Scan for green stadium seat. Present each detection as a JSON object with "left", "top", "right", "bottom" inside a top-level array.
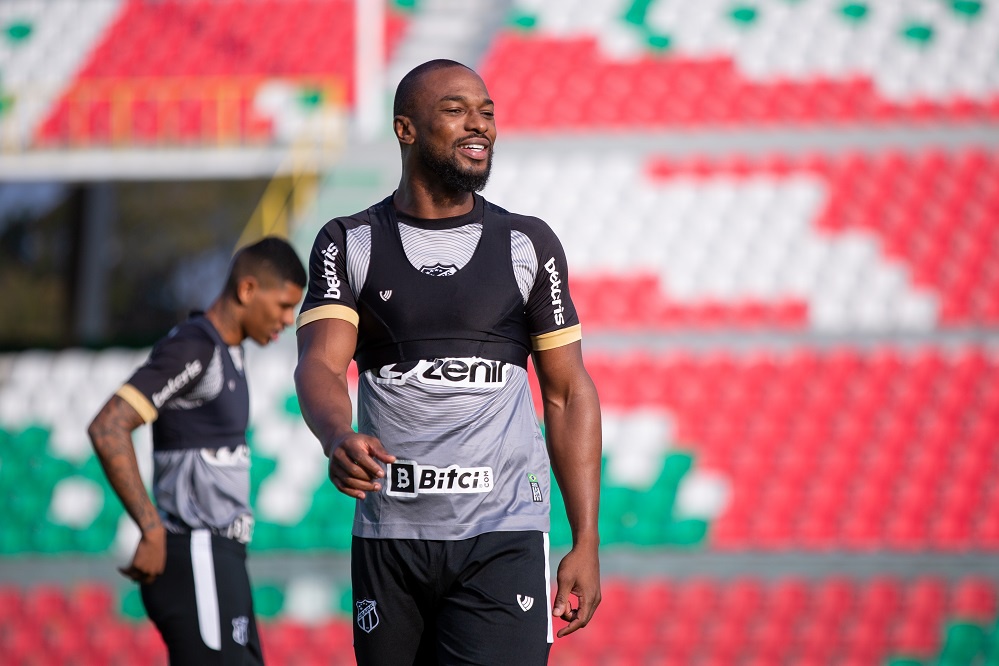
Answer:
[
  {"left": 0, "top": 523, "right": 29, "bottom": 554},
  {"left": 119, "top": 586, "right": 146, "bottom": 621},
  {"left": 14, "top": 424, "right": 49, "bottom": 449},
  {"left": 252, "top": 583, "right": 285, "bottom": 619},
  {"left": 29, "top": 526, "right": 75, "bottom": 554},
  {"left": 939, "top": 622, "right": 988, "bottom": 665},
  {"left": 336, "top": 586, "right": 354, "bottom": 616},
  {"left": 665, "top": 519, "right": 709, "bottom": 547}
]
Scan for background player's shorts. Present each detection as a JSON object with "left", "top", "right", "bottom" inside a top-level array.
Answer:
[
  {"left": 351, "top": 530, "right": 552, "bottom": 666},
  {"left": 141, "top": 530, "right": 264, "bottom": 666}
]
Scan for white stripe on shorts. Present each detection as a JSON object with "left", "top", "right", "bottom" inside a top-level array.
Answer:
[
  {"left": 544, "top": 532, "right": 553, "bottom": 643},
  {"left": 191, "top": 529, "right": 221, "bottom": 651}
]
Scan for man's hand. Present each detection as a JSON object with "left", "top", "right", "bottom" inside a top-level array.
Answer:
[
  {"left": 118, "top": 524, "right": 167, "bottom": 585},
  {"left": 328, "top": 432, "right": 396, "bottom": 500},
  {"left": 551, "top": 544, "right": 601, "bottom": 638}
]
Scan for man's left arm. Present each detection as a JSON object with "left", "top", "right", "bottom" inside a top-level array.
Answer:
[{"left": 534, "top": 340, "right": 602, "bottom": 638}]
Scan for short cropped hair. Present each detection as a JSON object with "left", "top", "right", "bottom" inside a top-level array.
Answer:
[
  {"left": 393, "top": 59, "right": 472, "bottom": 118},
  {"left": 225, "top": 236, "right": 306, "bottom": 296}
]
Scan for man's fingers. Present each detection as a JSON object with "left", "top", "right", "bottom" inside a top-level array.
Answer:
[
  {"left": 554, "top": 604, "right": 593, "bottom": 637},
  {"left": 330, "top": 474, "right": 372, "bottom": 500},
  {"left": 118, "top": 565, "right": 158, "bottom": 585},
  {"left": 333, "top": 446, "right": 386, "bottom": 480},
  {"left": 369, "top": 442, "right": 397, "bottom": 464},
  {"left": 556, "top": 614, "right": 585, "bottom": 638},
  {"left": 353, "top": 454, "right": 385, "bottom": 479},
  {"left": 332, "top": 466, "right": 382, "bottom": 491},
  {"left": 575, "top": 597, "right": 597, "bottom": 627},
  {"left": 551, "top": 591, "right": 569, "bottom": 618}
]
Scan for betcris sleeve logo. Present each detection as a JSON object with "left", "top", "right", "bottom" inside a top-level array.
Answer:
[
  {"left": 386, "top": 460, "right": 493, "bottom": 497},
  {"left": 544, "top": 257, "right": 565, "bottom": 326},
  {"left": 151, "top": 359, "right": 203, "bottom": 408},
  {"left": 321, "top": 242, "right": 341, "bottom": 299},
  {"left": 373, "top": 357, "right": 508, "bottom": 387}
]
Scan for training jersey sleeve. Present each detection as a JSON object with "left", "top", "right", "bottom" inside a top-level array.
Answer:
[
  {"left": 515, "top": 217, "right": 582, "bottom": 351},
  {"left": 116, "top": 328, "right": 216, "bottom": 424},
  {"left": 297, "top": 219, "right": 360, "bottom": 330}
]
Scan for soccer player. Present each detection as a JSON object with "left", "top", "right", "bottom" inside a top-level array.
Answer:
[
  {"left": 295, "top": 59, "right": 602, "bottom": 664},
  {"left": 88, "top": 236, "right": 306, "bottom": 665}
]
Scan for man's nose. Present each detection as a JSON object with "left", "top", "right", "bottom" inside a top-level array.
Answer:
[{"left": 466, "top": 110, "right": 489, "bottom": 133}]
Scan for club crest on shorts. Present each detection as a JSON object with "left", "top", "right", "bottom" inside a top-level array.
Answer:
[
  {"left": 232, "top": 616, "right": 249, "bottom": 645},
  {"left": 517, "top": 595, "right": 534, "bottom": 612},
  {"left": 356, "top": 599, "right": 380, "bottom": 633}
]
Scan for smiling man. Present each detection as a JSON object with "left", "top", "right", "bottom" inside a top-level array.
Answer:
[
  {"left": 88, "top": 236, "right": 305, "bottom": 665},
  {"left": 295, "top": 60, "right": 603, "bottom": 665}
]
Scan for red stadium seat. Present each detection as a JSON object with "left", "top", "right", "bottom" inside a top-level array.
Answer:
[{"left": 36, "top": 0, "right": 411, "bottom": 147}]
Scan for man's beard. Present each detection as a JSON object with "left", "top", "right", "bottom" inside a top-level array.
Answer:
[{"left": 419, "top": 139, "right": 493, "bottom": 193}]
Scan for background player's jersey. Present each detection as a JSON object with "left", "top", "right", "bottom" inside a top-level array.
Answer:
[
  {"left": 116, "top": 315, "right": 254, "bottom": 543},
  {"left": 298, "top": 194, "right": 581, "bottom": 540}
]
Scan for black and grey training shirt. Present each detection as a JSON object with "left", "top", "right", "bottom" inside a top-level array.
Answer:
[
  {"left": 116, "top": 314, "right": 254, "bottom": 543},
  {"left": 298, "top": 194, "right": 581, "bottom": 540}
]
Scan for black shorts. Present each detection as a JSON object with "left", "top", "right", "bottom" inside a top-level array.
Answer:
[
  {"left": 141, "top": 530, "right": 264, "bottom": 666},
  {"left": 351, "top": 530, "right": 552, "bottom": 666}
]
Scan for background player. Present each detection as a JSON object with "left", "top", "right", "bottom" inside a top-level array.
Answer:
[
  {"left": 295, "top": 59, "right": 602, "bottom": 664},
  {"left": 88, "top": 237, "right": 306, "bottom": 665}
]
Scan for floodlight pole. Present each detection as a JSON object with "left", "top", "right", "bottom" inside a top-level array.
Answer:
[{"left": 356, "top": 0, "right": 385, "bottom": 142}]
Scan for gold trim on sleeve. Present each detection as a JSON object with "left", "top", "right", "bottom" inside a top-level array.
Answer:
[
  {"left": 115, "top": 384, "right": 158, "bottom": 423},
  {"left": 296, "top": 304, "right": 360, "bottom": 330},
  {"left": 531, "top": 324, "right": 582, "bottom": 351}
]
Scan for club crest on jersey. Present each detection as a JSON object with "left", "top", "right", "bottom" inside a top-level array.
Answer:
[
  {"left": 374, "top": 357, "right": 508, "bottom": 387},
  {"left": 386, "top": 460, "right": 494, "bottom": 497},
  {"left": 379, "top": 290, "right": 392, "bottom": 301},
  {"left": 420, "top": 262, "right": 458, "bottom": 277},
  {"left": 356, "top": 599, "right": 379, "bottom": 634},
  {"left": 232, "top": 616, "right": 249, "bottom": 645}
]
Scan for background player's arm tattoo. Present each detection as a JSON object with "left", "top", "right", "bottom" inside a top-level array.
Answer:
[{"left": 88, "top": 395, "right": 162, "bottom": 534}]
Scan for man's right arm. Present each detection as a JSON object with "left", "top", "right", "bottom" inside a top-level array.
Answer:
[
  {"left": 295, "top": 318, "right": 395, "bottom": 499},
  {"left": 87, "top": 395, "right": 165, "bottom": 583}
]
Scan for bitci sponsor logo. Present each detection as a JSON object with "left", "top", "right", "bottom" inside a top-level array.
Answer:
[{"left": 386, "top": 460, "right": 494, "bottom": 497}]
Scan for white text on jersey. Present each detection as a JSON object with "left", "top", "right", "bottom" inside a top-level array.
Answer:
[
  {"left": 544, "top": 257, "right": 566, "bottom": 326},
  {"left": 374, "top": 357, "right": 508, "bottom": 387},
  {"left": 152, "top": 360, "right": 203, "bottom": 408},
  {"left": 323, "top": 243, "right": 342, "bottom": 299},
  {"left": 386, "top": 461, "right": 494, "bottom": 497}
]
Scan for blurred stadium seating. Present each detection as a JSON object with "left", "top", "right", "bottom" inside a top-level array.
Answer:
[
  {"left": 2, "top": 0, "right": 998, "bottom": 664},
  {"left": 485, "top": 148, "right": 999, "bottom": 331},
  {"left": 482, "top": 0, "right": 999, "bottom": 130},
  {"left": 1, "top": 0, "right": 409, "bottom": 149},
  {"left": 1, "top": 575, "right": 997, "bottom": 665}
]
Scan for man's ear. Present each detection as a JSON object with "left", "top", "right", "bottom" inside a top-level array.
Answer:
[
  {"left": 394, "top": 115, "right": 415, "bottom": 145},
  {"left": 236, "top": 276, "right": 258, "bottom": 306}
]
